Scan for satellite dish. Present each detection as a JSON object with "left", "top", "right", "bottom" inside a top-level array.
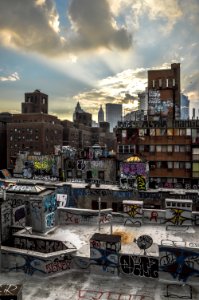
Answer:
[{"left": 136, "top": 235, "right": 153, "bottom": 254}]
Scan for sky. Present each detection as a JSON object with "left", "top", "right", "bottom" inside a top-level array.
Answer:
[{"left": 0, "top": 0, "right": 199, "bottom": 122}]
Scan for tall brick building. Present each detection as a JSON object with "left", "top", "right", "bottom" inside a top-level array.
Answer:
[
  {"left": 7, "top": 114, "right": 63, "bottom": 169},
  {"left": 22, "top": 89, "right": 48, "bottom": 114},
  {"left": 6, "top": 90, "right": 62, "bottom": 169},
  {"left": 116, "top": 64, "right": 199, "bottom": 189},
  {"left": 148, "top": 63, "right": 180, "bottom": 120}
]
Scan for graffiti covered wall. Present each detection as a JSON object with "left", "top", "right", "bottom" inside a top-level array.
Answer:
[
  {"left": 90, "top": 234, "right": 121, "bottom": 275},
  {"left": 119, "top": 254, "right": 159, "bottom": 279},
  {"left": 159, "top": 245, "right": 199, "bottom": 284}
]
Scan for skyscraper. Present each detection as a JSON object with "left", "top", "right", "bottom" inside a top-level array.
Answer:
[
  {"left": 98, "top": 105, "right": 104, "bottom": 123},
  {"left": 106, "top": 103, "right": 122, "bottom": 132}
]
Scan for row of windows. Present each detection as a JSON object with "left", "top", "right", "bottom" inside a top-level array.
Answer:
[
  {"left": 151, "top": 78, "right": 176, "bottom": 88},
  {"left": 166, "top": 202, "right": 192, "bottom": 208},
  {"left": 140, "top": 145, "right": 191, "bottom": 153},
  {"left": 118, "top": 145, "right": 191, "bottom": 153},
  {"left": 150, "top": 161, "right": 191, "bottom": 169},
  {"left": 122, "top": 128, "right": 199, "bottom": 137}
]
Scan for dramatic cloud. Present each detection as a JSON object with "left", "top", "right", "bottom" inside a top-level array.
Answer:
[
  {"left": 68, "top": 0, "right": 132, "bottom": 52},
  {"left": 73, "top": 68, "right": 148, "bottom": 120},
  {"left": 0, "top": 0, "right": 64, "bottom": 56},
  {"left": 0, "top": 0, "right": 132, "bottom": 57},
  {"left": 0, "top": 72, "right": 20, "bottom": 82}
]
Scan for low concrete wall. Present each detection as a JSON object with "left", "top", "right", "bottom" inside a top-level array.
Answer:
[{"left": 58, "top": 207, "right": 113, "bottom": 225}]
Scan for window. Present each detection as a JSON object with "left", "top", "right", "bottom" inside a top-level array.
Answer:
[
  {"left": 180, "top": 129, "right": 186, "bottom": 136},
  {"left": 186, "top": 145, "right": 191, "bottom": 152},
  {"left": 139, "top": 145, "right": 144, "bottom": 152},
  {"left": 150, "top": 145, "right": 155, "bottom": 152},
  {"left": 174, "top": 145, "right": 179, "bottom": 152},
  {"left": 152, "top": 80, "right": 155, "bottom": 88},
  {"left": 150, "top": 129, "right": 155, "bottom": 136},
  {"left": 185, "top": 162, "right": 191, "bottom": 169},
  {"left": 174, "top": 162, "right": 179, "bottom": 168},
  {"left": 159, "top": 79, "right": 162, "bottom": 87},
  {"left": 180, "top": 146, "right": 185, "bottom": 152},
  {"left": 162, "top": 146, "right": 167, "bottom": 152},
  {"left": 167, "top": 145, "right": 172, "bottom": 152},
  {"left": 173, "top": 129, "right": 179, "bottom": 136},
  {"left": 98, "top": 171, "right": 104, "bottom": 180},
  {"left": 156, "top": 129, "right": 161, "bottom": 136},
  {"left": 122, "top": 130, "right": 127, "bottom": 138},
  {"left": 179, "top": 162, "right": 185, "bottom": 168},
  {"left": 167, "top": 129, "right": 173, "bottom": 136},
  {"left": 168, "top": 162, "right": 173, "bottom": 169},
  {"left": 156, "top": 145, "right": 162, "bottom": 152},
  {"left": 186, "top": 129, "right": 191, "bottom": 136},
  {"left": 166, "top": 79, "right": 169, "bottom": 87},
  {"left": 76, "top": 170, "right": 82, "bottom": 178},
  {"left": 172, "top": 78, "right": 176, "bottom": 86}
]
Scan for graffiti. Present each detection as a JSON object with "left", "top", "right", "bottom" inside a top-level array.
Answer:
[
  {"left": 45, "top": 212, "right": 55, "bottom": 228},
  {"left": 57, "top": 194, "right": 68, "bottom": 207},
  {"left": 174, "top": 183, "right": 183, "bottom": 189},
  {"left": 73, "top": 257, "right": 90, "bottom": 269},
  {"left": 123, "top": 203, "right": 142, "bottom": 218},
  {"left": 188, "top": 242, "right": 199, "bottom": 248},
  {"left": 100, "top": 213, "right": 112, "bottom": 224},
  {"left": 46, "top": 256, "right": 72, "bottom": 273},
  {"left": 136, "top": 175, "right": 146, "bottom": 191},
  {"left": 44, "top": 193, "right": 57, "bottom": 213},
  {"left": 8, "top": 185, "right": 34, "bottom": 192},
  {"left": 90, "top": 248, "right": 119, "bottom": 274},
  {"left": 0, "top": 284, "right": 21, "bottom": 296},
  {"left": 150, "top": 211, "right": 158, "bottom": 222},
  {"left": 78, "top": 289, "right": 153, "bottom": 300},
  {"left": 165, "top": 208, "right": 192, "bottom": 226},
  {"left": 159, "top": 246, "right": 199, "bottom": 282},
  {"left": 119, "top": 255, "right": 159, "bottom": 278},
  {"left": 14, "top": 236, "right": 67, "bottom": 253},
  {"left": 8, "top": 253, "right": 47, "bottom": 275},
  {"left": 185, "top": 183, "right": 191, "bottom": 190},
  {"left": 121, "top": 162, "right": 146, "bottom": 176},
  {"left": 77, "top": 160, "right": 86, "bottom": 171}
]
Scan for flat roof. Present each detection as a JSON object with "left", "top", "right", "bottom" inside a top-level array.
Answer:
[{"left": 165, "top": 198, "right": 193, "bottom": 203}]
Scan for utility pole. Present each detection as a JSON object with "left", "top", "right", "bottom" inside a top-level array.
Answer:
[{"left": 98, "top": 196, "right": 101, "bottom": 231}]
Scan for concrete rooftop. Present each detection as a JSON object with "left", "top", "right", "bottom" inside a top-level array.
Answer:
[{"left": 1, "top": 223, "right": 199, "bottom": 300}]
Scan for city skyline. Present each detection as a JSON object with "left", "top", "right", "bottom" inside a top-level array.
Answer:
[{"left": 0, "top": 0, "right": 198, "bottom": 122}]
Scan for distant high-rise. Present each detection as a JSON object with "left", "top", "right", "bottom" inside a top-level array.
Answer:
[
  {"left": 22, "top": 89, "right": 48, "bottom": 114},
  {"left": 180, "top": 94, "right": 189, "bottom": 120},
  {"left": 73, "top": 102, "right": 92, "bottom": 127},
  {"left": 106, "top": 103, "right": 122, "bottom": 132},
  {"left": 98, "top": 105, "right": 104, "bottom": 123}
]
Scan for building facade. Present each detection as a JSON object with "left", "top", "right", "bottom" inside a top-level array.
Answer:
[
  {"left": 98, "top": 105, "right": 104, "bottom": 123},
  {"left": 22, "top": 89, "right": 48, "bottom": 114},
  {"left": 116, "top": 119, "right": 199, "bottom": 189},
  {"left": 106, "top": 103, "right": 122, "bottom": 132},
  {"left": 148, "top": 63, "right": 181, "bottom": 120},
  {"left": 7, "top": 114, "right": 63, "bottom": 169}
]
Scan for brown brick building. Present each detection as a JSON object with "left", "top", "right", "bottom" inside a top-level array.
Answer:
[
  {"left": 148, "top": 63, "right": 180, "bottom": 120},
  {"left": 116, "top": 64, "right": 199, "bottom": 189},
  {"left": 7, "top": 113, "right": 63, "bottom": 169},
  {"left": 22, "top": 89, "right": 48, "bottom": 114}
]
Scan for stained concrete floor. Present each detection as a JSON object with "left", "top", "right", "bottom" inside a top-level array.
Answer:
[{"left": 1, "top": 270, "right": 199, "bottom": 300}]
